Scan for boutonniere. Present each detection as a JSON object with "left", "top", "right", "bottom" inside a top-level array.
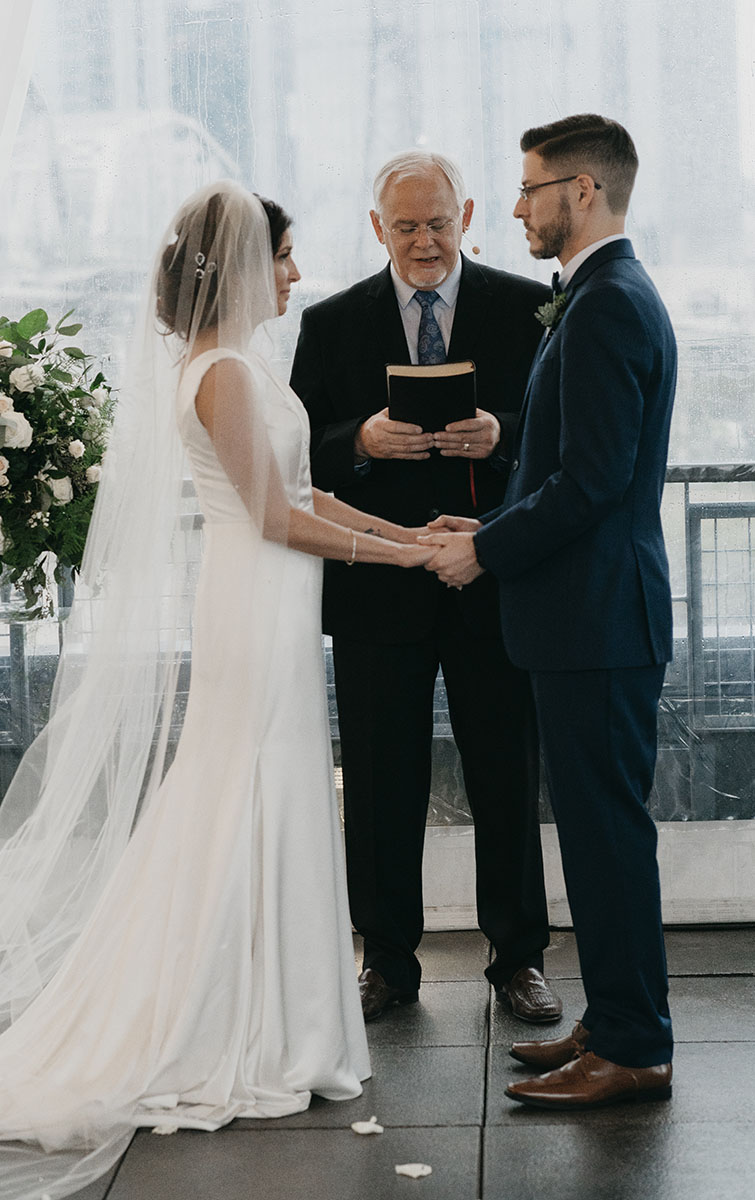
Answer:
[{"left": 535, "top": 291, "right": 569, "bottom": 333}]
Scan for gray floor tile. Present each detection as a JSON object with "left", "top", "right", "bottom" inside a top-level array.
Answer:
[
  {"left": 235, "top": 1045, "right": 486, "bottom": 1130},
  {"left": 664, "top": 927, "right": 755, "bottom": 976},
  {"left": 542, "top": 929, "right": 581, "bottom": 978},
  {"left": 487, "top": 1040, "right": 755, "bottom": 1127},
  {"left": 109, "top": 1126, "right": 481, "bottom": 1200},
  {"left": 491, "top": 977, "right": 586, "bottom": 1045},
  {"left": 364, "top": 981, "right": 489, "bottom": 1048},
  {"left": 417, "top": 930, "right": 491, "bottom": 982},
  {"left": 483, "top": 1121, "right": 755, "bottom": 1200},
  {"left": 537, "top": 926, "right": 755, "bottom": 982},
  {"left": 491, "top": 968, "right": 755, "bottom": 1047},
  {"left": 668, "top": 974, "right": 755, "bottom": 1041},
  {"left": 66, "top": 1162, "right": 122, "bottom": 1200}
]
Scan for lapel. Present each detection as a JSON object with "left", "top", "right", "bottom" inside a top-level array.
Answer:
[
  {"left": 514, "top": 239, "right": 638, "bottom": 450},
  {"left": 365, "top": 265, "right": 412, "bottom": 365},
  {"left": 564, "top": 237, "right": 635, "bottom": 298},
  {"left": 447, "top": 254, "right": 493, "bottom": 361}
]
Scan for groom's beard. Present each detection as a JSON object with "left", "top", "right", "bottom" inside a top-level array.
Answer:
[{"left": 528, "top": 196, "right": 573, "bottom": 261}]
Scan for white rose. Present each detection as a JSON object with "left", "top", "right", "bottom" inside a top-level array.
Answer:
[
  {"left": 0, "top": 341, "right": 13, "bottom": 358},
  {"left": 49, "top": 475, "right": 73, "bottom": 505},
  {"left": 0, "top": 475, "right": 8, "bottom": 488},
  {"left": 0, "top": 456, "right": 9, "bottom": 473},
  {"left": 68, "top": 439, "right": 85, "bottom": 458},
  {"left": 88, "top": 387, "right": 108, "bottom": 408},
  {"left": 9, "top": 363, "right": 44, "bottom": 393},
  {"left": 85, "top": 463, "right": 102, "bottom": 484},
  {"left": 0, "top": 410, "right": 33, "bottom": 449},
  {"left": 0, "top": 393, "right": 14, "bottom": 415}
]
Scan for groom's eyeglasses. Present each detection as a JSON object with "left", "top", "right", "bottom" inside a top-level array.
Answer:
[{"left": 518, "top": 176, "right": 602, "bottom": 201}]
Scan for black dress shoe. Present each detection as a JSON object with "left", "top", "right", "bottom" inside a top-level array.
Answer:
[
  {"left": 496, "top": 967, "right": 563, "bottom": 1023},
  {"left": 358, "top": 968, "right": 419, "bottom": 1022}
]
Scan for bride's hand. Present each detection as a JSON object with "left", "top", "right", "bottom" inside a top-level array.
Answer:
[
  {"left": 397, "top": 542, "right": 437, "bottom": 568},
  {"left": 400, "top": 524, "right": 431, "bottom": 542}
]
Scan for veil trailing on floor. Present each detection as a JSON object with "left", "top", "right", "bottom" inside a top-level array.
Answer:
[{"left": 0, "top": 181, "right": 289, "bottom": 1197}]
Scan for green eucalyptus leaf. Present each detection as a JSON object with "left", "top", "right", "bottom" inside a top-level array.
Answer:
[
  {"left": 63, "top": 347, "right": 88, "bottom": 361},
  {"left": 57, "top": 323, "right": 83, "bottom": 337},
  {"left": 16, "top": 309, "right": 49, "bottom": 340},
  {"left": 55, "top": 309, "right": 76, "bottom": 330}
]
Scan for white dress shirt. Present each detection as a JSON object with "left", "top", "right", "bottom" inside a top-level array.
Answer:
[
  {"left": 556, "top": 233, "right": 626, "bottom": 290},
  {"left": 390, "top": 256, "right": 463, "bottom": 363}
]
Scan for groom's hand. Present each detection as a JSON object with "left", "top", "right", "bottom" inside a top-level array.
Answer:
[
  {"left": 427, "top": 514, "right": 482, "bottom": 534},
  {"left": 419, "top": 531, "right": 485, "bottom": 587}
]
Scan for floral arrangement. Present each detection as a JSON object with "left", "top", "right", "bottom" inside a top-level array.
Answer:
[{"left": 0, "top": 308, "right": 114, "bottom": 618}]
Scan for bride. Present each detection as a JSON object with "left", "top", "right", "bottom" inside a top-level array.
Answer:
[{"left": 0, "top": 181, "right": 432, "bottom": 1198}]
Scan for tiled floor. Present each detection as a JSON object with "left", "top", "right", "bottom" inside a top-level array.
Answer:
[{"left": 73, "top": 927, "right": 755, "bottom": 1200}]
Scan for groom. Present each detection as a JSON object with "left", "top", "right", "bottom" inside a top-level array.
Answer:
[{"left": 423, "top": 114, "right": 677, "bottom": 1109}]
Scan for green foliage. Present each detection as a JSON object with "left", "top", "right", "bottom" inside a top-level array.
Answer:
[{"left": 0, "top": 309, "right": 115, "bottom": 618}]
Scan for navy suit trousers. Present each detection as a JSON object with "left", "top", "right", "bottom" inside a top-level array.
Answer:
[{"left": 530, "top": 664, "right": 673, "bottom": 1068}]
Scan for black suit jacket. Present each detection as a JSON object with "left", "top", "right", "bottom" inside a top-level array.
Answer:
[
  {"left": 475, "top": 239, "right": 677, "bottom": 671},
  {"left": 290, "top": 255, "right": 549, "bottom": 643}
]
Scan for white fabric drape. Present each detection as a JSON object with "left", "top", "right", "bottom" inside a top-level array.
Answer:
[{"left": 0, "top": 0, "right": 40, "bottom": 186}]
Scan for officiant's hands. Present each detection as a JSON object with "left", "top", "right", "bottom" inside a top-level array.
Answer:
[
  {"left": 419, "top": 529, "right": 485, "bottom": 588},
  {"left": 433, "top": 409, "right": 501, "bottom": 458},
  {"left": 355, "top": 409, "right": 433, "bottom": 461}
]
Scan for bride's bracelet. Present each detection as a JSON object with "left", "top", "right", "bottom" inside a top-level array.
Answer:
[{"left": 346, "top": 529, "right": 357, "bottom": 566}]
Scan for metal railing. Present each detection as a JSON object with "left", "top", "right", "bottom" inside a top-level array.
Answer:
[{"left": 666, "top": 464, "right": 755, "bottom": 731}]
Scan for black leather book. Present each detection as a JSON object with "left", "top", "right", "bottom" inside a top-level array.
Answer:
[{"left": 386, "top": 361, "right": 477, "bottom": 432}]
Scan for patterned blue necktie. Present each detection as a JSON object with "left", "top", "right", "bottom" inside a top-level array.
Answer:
[{"left": 414, "top": 290, "right": 447, "bottom": 365}]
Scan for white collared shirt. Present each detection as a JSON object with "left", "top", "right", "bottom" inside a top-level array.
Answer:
[
  {"left": 390, "top": 255, "right": 463, "bottom": 364},
  {"left": 557, "top": 234, "right": 626, "bottom": 291}
]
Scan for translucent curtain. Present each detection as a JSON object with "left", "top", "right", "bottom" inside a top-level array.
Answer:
[
  {"left": 0, "top": 0, "right": 40, "bottom": 185},
  {"left": 0, "top": 0, "right": 753, "bottom": 919}
]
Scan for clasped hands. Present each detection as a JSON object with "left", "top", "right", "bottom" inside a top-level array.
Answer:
[
  {"left": 417, "top": 515, "right": 484, "bottom": 589},
  {"left": 354, "top": 409, "right": 494, "bottom": 587}
]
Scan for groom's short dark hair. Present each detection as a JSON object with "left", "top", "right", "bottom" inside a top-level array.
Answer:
[{"left": 521, "top": 114, "right": 638, "bottom": 215}]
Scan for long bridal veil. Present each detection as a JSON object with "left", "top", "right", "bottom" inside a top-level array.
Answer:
[{"left": 0, "top": 181, "right": 291, "bottom": 1197}]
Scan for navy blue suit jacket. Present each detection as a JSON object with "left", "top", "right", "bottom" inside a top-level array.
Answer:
[{"left": 474, "top": 239, "right": 677, "bottom": 672}]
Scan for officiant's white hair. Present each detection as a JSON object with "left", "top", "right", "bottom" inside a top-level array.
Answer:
[{"left": 372, "top": 151, "right": 467, "bottom": 213}]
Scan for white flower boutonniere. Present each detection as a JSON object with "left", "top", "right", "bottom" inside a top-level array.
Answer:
[{"left": 535, "top": 291, "right": 569, "bottom": 333}]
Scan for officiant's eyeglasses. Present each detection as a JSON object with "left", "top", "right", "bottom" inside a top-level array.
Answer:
[
  {"left": 518, "top": 176, "right": 602, "bottom": 201},
  {"left": 386, "top": 214, "right": 461, "bottom": 238}
]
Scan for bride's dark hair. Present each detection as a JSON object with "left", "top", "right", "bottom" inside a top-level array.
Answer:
[{"left": 156, "top": 189, "right": 291, "bottom": 337}]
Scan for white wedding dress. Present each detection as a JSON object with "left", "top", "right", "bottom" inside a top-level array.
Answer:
[{"left": 0, "top": 348, "right": 369, "bottom": 1181}]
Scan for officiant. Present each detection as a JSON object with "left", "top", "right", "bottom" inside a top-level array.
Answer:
[{"left": 290, "top": 150, "right": 560, "bottom": 1022}]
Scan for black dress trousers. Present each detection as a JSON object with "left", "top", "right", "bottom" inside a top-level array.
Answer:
[{"left": 334, "top": 589, "right": 549, "bottom": 995}]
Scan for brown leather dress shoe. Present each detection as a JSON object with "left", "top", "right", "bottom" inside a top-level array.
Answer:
[
  {"left": 505, "top": 1051, "right": 672, "bottom": 1110},
  {"left": 358, "top": 968, "right": 419, "bottom": 1022},
  {"left": 496, "top": 967, "right": 563, "bottom": 1023},
  {"left": 509, "top": 1020, "right": 590, "bottom": 1069}
]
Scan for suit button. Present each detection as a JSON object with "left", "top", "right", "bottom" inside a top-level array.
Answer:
[
  {"left": 511, "top": 460, "right": 520, "bottom": 471},
  {"left": 428, "top": 508, "right": 440, "bottom": 520}
]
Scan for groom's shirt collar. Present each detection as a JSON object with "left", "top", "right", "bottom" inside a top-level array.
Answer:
[{"left": 556, "top": 234, "right": 626, "bottom": 291}]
